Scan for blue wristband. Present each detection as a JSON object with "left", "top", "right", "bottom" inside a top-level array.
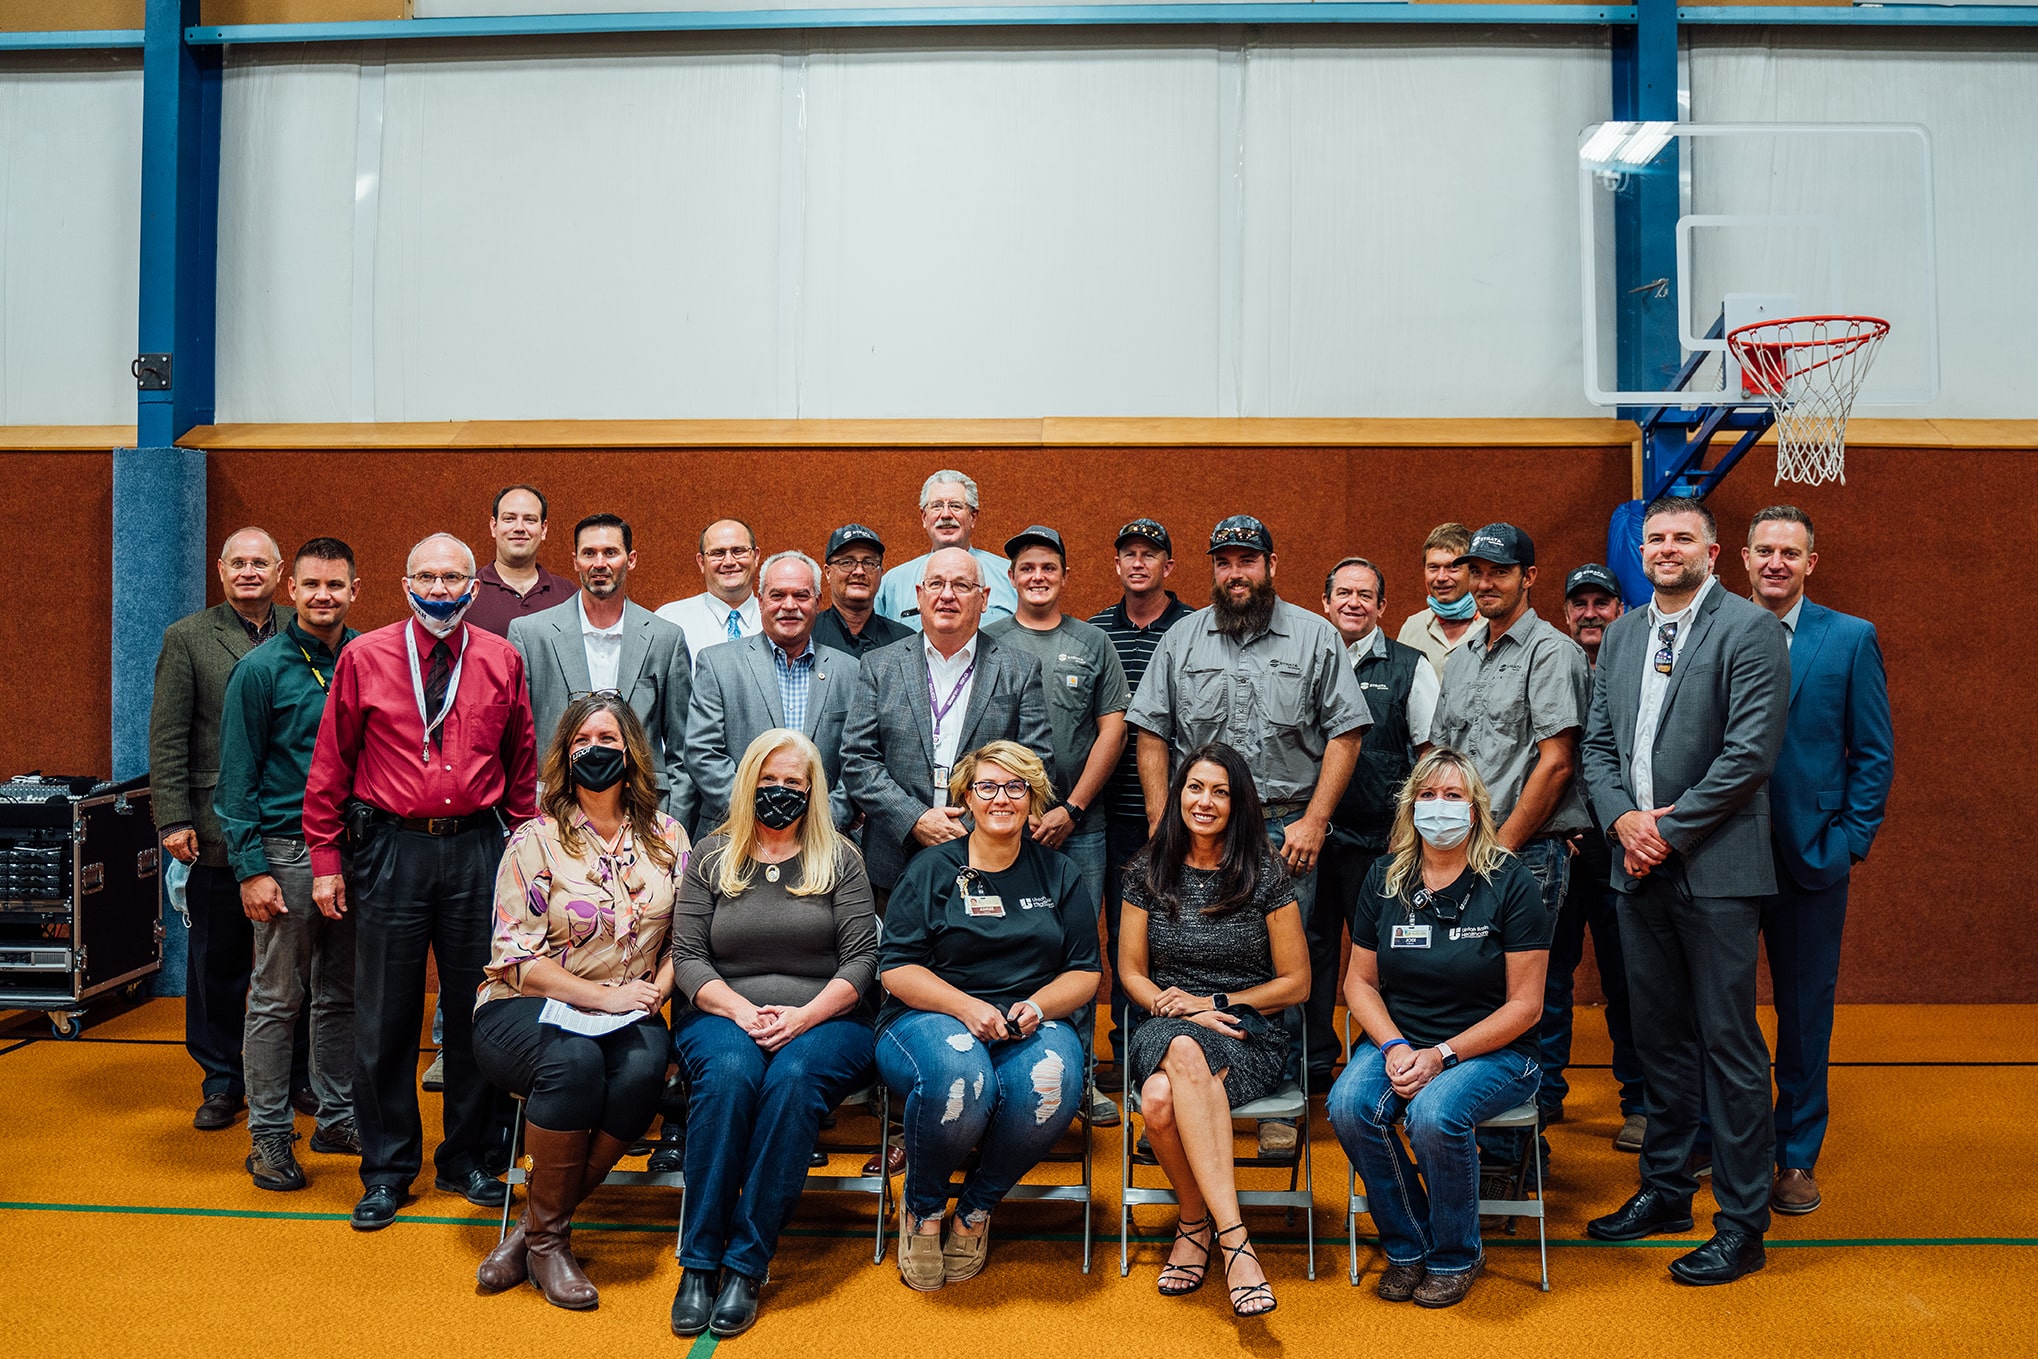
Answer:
[{"left": 1379, "top": 1038, "right": 1411, "bottom": 1054}]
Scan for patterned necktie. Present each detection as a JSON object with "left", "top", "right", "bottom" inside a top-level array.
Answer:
[
  {"left": 425, "top": 640, "right": 452, "bottom": 743},
  {"left": 726, "top": 608, "right": 742, "bottom": 641}
]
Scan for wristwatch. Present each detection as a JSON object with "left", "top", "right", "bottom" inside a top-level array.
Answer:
[
  {"left": 1435, "top": 1042, "right": 1460, "bottom": 1069},
  {"left": 1209, "top": 993, "right": 1230, "bottom": 1013}
]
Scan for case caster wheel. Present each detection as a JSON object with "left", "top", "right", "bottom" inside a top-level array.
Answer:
[{"left": 50, "top": 1011, "right": 85, "bottom": 1039}]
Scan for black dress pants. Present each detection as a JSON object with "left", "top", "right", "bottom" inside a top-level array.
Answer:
[
  {"left": 474, "top": 996, "right": 669, "bottom": 1138},
  {"left": 184, "top": 862, "right": 308, "bottom": 1100},
  {"left": 1303, "top": 830, "right": 1378, "bottom": 1084},
  {"left": 349, "top": 818, "right": 503, "bottom": 1190},
  {"left": 1619, "top": 867, "right": 1775, "bottom": 1237}
]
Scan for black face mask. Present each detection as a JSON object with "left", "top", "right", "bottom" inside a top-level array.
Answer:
[
  {"left": 570, "top": 744, "right": 628, "bottom": 794},
  {"left": 754, "top": 784, "right": 809, "bottom": 830}
]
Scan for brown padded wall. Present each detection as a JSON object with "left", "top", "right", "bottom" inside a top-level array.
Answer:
[{"left": 3, "top": 443, "right": 2027, "bottom": 1002}]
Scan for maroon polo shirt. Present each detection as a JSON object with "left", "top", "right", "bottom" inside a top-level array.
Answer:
[{"left": 465, "top": 561, "right": 576, "bottom": 637}]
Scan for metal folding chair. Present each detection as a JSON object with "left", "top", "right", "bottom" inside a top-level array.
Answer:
[{"left": 1118, "top": 1004, "right": 1315, "bottom": 1280}]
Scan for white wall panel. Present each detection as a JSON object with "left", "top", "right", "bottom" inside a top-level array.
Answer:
[
  {"left": 0, "top": 58, "right": 141, "bottom": 427},
  {"left": 1693, "top": 33, "right": 2038, "bottom": 417}
]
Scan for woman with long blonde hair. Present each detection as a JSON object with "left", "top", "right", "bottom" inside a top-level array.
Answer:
[
  {"left": 1327, "top": 747, "right": 1551, "bottom": 1310},
  {"left": 666, "top": 728, "right": 878, "bottom": 1340}
]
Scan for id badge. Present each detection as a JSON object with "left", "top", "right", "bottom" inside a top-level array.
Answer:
[
  {"left": 964, "top": 893, "right": 1006, "bottom": 918},
  {"left": 932, "top": 764, "right": 952, "bottom": 809},
  {"left": 1390, "top": 924, "right": 1433, "bottom": 949}
]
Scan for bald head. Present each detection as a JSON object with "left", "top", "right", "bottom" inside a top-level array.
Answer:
[
  {"left": 923, "top": 546, "right": 981, "bottom": 588},
  {"left": 406, "top": 532, "right": 477, "bottom": 578},
  {"left": 917, "top": 546, "right": 986, "bottom": 651}
]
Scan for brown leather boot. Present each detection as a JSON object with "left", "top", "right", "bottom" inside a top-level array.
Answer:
[
  {"left": 523, "top": 1123, "right": 598, "bottom": 1310},
  {"left": 476, "top": 1216, "right": 528, "bottom": 1292},
  {"left": 583, "top": 1130, "right": 634, "bottom": 1197}
]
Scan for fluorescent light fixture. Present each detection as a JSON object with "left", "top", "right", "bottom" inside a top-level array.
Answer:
[
  {"left": 1579, "top": 121, "right": 1676, "bottom": 169},
  {"left": 1615, "top": 122, "right": 1675, "bottom": 166},
  {"left": 1579, "top": 122, "right": 1631, "bottom": 164}
]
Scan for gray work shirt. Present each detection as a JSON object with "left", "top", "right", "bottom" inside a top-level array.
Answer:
[
  {"left": 983, "top": 614, "right": 1131, "bottom": 835},
  {"left": 1434, "top": 607, "right": 1592, "bottom": 835},
  {"left": 1125, "top": 597, "right": 1372, "bottom": 805}
]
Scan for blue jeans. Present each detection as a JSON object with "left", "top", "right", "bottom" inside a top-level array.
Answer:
[
  {"left": 1100, "top": 814, "right": 1152, "bottom": 1059},
  {"left": 875, "top": 1010, "right": 1085, "bottom": 1223},
  {"left": 1329, "top": 1042, "right": 1540, "bottom": 1275},
  {"left": 1266, "top": 806, "right": 1320, "bottom": 1087},
  {"left": 673, "top": 1011, "right": 875, "bottom": 1279}
]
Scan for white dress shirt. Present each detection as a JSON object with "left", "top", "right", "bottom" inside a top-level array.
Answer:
[
  {"left": 1778, "top": 595, "right": 1805, "bottom": 652},
  {"left": 578, "top": 595, "right": 625, "bottom": 692},
  {"left": 1348, "top": 626, "right": 1441, "bottom": 745},
  {"left": 1631, "top": 572, "right": 1717, "bottom": 811},
  {"left": 924, "top": 633, "right": 980, "bottom": 787},
  {"left": 655, "top": 592, "right": 760, "bottom": 668}
]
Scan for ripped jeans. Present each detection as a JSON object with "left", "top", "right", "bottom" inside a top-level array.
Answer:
[{"left": 876, "top": 1009, "right": 1086, "bottom": 1224}]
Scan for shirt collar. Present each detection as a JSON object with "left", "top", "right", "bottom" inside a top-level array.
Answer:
[
  {"left": 771, "top": 634, "right": 817, "bottom": 666},
  {"left": 1200, "top": 595, "right": 1291, "bottom": 640},
  {"left": 1486, "top": 607, "right": 1542, "bottom": 651},
  {"left": 1778, "top": 595, "right": 1806, "bottom": 636},
  {"left": 1650, "top": 572, "right": 1717, "bottom": 627},
  {"left": 577, "top": 594, "right": 624, "bottom": 638},
  {"left": 925, "top": 632, "right": 979, "bottom": 668},
  {"left": 1345, "top": 625, "right": 1388, "bottom": 664},
  {"left": 283, "top": 614, "right": 349, "bottom": 658},
  {"left": 704, "top": 593, "right": 754, "bottom": 624}
]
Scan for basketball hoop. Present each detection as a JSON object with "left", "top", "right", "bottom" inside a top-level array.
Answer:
[{"left": 1726, "top": 315, "right": 1890, "bottom": 486}]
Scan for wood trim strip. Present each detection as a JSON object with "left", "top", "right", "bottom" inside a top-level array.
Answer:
[{"left": 0, "top": 426, "right": 137, "bottom": 451}]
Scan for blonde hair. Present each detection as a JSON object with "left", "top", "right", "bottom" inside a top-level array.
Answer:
[
  {"left": 711, "top": 729, "right": 842, "bottom": 897},
  {"left": 949, "top": 740, "right": 1054, "bottom": 818},
  {"left": 1379, "top": 747, "right": 1511, "bottom": 900}
]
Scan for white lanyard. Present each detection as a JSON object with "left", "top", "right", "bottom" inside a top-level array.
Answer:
[{"left": 404, "top": 620, "right": 470, "bottom": 766}]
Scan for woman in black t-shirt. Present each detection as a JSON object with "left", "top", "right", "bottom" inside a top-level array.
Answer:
[
  {"left": 1326, "top": 747, "right": 1551, "bottom": 1310},
  {"left": 874, "top": 740, "right": 1102, "bottom": 1293}
]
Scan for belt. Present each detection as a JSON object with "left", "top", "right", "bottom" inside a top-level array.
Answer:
[
  {"left": 1263, "top": 799, "right": 1310, "bottom": 818},
  {"left": 366, "top": 807, "right": 500, "bottom": 837}
]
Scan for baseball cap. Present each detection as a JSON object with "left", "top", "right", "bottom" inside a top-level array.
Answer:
[
  {"left": 1565, "top": 563, "right": 1621, "bottom": 599},
  {"left": 1004, "top": 525, "right": 1066, "bottom": 561},
  {"left": 1455, "top": 523, "right": 1535, "bottom": 569},
  {"left": 825, "top": 524, "right": 884, "bottom": 560},
  {"left": 1208, "top": 515, "right": 1274, "bottom": 554},
  {"left": 1115, "top": 518, "right": 1172, "bottom": 554}
]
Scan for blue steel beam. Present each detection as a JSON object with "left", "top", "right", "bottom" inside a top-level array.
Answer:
[{"left": 0, "top": 30, "right": 146, "bottom": 50}]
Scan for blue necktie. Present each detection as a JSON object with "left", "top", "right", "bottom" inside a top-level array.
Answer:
[{"left": 726, "top": 609, "right": 742, "bottom": 641}]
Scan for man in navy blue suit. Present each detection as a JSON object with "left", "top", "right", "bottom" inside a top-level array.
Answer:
[{"left": 1741, "top": 506, "right": 1894, "bottom": 1217}]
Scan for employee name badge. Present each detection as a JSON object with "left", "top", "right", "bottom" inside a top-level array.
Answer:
[
  {"left": 959, "top": 873, "right": 1006, "bottom": 918},
  {"left": 1390, "top": 923, "right": 1433, "bottom": 950},
  {"left": 932, "top": 764, "right": 951, "bottom": 808}
]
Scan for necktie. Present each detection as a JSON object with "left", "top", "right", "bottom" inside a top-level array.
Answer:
[
  {"left": 726, "top": 608, "right": 742, "bottom": 641},
  {"left": 425, "top": 640, "right": 451, "bottom": 744}
]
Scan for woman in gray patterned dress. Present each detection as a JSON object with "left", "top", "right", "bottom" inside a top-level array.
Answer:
[{"left": 1118, "top": 742, "right": 1309, "bottom": 1319}]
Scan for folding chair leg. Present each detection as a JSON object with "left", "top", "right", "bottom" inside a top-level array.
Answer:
[
  {"left": 498, "top": 1102, "right": 525, "bottom": 1243},
  {"left": 873, "top": 1086, "right": 891, "bottom": 1265},
  {"left": 1302, "top": 1101, "right": 1316, "bottom": 1281},
  {"left": 1534, "top": 1118, "right": 1550, "bottom": 1292},
  {"left": 1119, "top": 1101, "right": 1133, "bottom": 1278}
]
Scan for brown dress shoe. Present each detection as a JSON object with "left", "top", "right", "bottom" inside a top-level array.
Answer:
[
  {"left": 194, "top": 1092, "right": 243, "bottom": 1131},
  {"left": 1772, "top": 1167, "right": 1822, "bottom": 1215},
  {"left": 1376, "top": 1262, "right": 1426, "bottom": 1302},
  {"left": 862, "top": 1143, "right": 906, "bottom": 1176}
]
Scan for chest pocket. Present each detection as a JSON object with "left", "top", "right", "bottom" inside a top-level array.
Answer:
[
  {"left": 1179, "top": 664, "right": 1234, "bottom": 729},
  {"left": 467, "top": 693, "right": 512, "bottom": 753},
  {"left": 1481, "top": 658, "right": 1529, "bottom": 730},
  {"left": 1047, "top": 653, "right": 1098, "bottom": 716},
  {"left": 1261, "top": 658, "right": 1309, "bottom": 729}
]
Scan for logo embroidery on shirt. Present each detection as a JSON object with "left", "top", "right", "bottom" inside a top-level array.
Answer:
[
  {"left": 1448, "top": 925, "right": 1491, "bottom": 941},
  {"left": 1018, "top": 896, "right": 1056, "bottom": 911}
]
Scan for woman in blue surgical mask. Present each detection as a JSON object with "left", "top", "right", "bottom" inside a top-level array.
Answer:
[
  {"left": 665, "top": 728, "right": 878, "bottom": 1340},
  {"left": 1325, "top": 747, "right": 1552, "bottom": 1310}
]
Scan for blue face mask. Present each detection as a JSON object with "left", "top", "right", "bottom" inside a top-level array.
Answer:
[
  {"left": 1428, "top": 592, "right": 1478, "bottom": 622},
  {"left": 408, "top": 588, "right": 476, "bottom": 638}
]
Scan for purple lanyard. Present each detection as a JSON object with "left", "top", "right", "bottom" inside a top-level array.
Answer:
[{"left": 928, "top": 659, "right": 975, "bottom": 741}]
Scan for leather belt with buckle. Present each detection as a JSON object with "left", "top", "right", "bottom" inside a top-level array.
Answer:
[{"left": 369, "top": 808, "right": 499, "bottom": 837}]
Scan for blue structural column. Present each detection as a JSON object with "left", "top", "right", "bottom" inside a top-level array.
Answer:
[{"left": 119, "top": 0, "right": 221, "bottom": 993}]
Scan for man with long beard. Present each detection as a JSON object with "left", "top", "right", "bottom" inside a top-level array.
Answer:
[{"left": 1124, "top": 515, "right": 1371, "bottom": 1156}]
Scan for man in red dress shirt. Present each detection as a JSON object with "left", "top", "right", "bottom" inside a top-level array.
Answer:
[{"left": 306, "top": 532, "right": 539, "bottom": 1231}]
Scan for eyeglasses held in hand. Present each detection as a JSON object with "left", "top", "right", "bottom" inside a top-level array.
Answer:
[{"left": 970, "top": 780, "right": 1030, "bottom": 802}]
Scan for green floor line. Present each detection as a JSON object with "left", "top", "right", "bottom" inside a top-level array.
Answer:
[
  {"left": 2, "top": 1201, "right": 2033, "bottom": 1249},
  {"left": 686, "top": 1337, "right": 719, "bottom": 1359}
]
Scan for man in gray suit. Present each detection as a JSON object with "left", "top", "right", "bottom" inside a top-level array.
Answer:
[
  {"left": 686, "top": 550, "right": 859, "bottom": 831},
  {"left": 841, "top": 546, "right": 1056, "bottom": 903},
  {"left": 508, "top": 513, "right": 694, "bottom": 826},
  {"left": 1580, "top": 495, "right": 1789, "bottom": 1287}
]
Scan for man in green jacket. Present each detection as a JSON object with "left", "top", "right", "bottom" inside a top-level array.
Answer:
[
  {"left": 150, "top": 527, "right": 307, "bottom": 1130},
  {"left": 216, "top": 538, "right": 363, "bottom": 1189}
]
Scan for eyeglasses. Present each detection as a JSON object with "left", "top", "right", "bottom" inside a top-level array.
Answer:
[
  {"left": 969, "top": 780, "right": 1031, "bottom": 802},
  {"left": 1654, "top": 621, "right": 1679, "bottom": 676},
  {"left": 924, "top": 499, "right": 973, "bottom": 515},
  {"left": 828, "top": 555, "right": 883, "bottom": 574},
  {"left": 408, "top": 571, "right": 473, "bottom": 589},
  {"left": 920, "top": 579, "right": 982, "bottom": 597},
  {"left": 221, "top": 557, "right": 276, "bottom": 572}
]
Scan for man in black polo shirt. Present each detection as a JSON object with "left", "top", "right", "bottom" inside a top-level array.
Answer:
[
  {"left": 1316, "top": 556, "right": 1437, "bottom": 1088},
  {"left": 813, "top": 524, "right": 912, "bottom": 658},
  {"left": 1085, "top": 518, "right": 1194, "bottom": 1084}
]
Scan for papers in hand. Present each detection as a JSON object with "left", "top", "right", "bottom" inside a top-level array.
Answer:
[{"left": 538, "top": 997, "right": 646, "bottom": 1036}]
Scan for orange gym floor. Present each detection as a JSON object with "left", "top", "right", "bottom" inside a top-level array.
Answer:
[{"left": 2, "top": 1000, "right": 2033, "bottom": 1358}]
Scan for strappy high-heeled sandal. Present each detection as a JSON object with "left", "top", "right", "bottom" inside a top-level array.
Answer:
[
  {"left": 1156, "top": 1214, "right": 1213, "bottom": 1296},
  {"left": 1216, "top": 1221, "right": 1277, "bottom": 1318}
]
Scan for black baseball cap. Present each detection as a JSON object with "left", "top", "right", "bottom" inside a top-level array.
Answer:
[
  {"left": 1455, "top": 523, "right": 1535, "bottom": 569},
  {"left": 1565, "top": 563, "right": 1620, "bottom": 599},
  {"left": 1004, "top": 525, "right": 1066, "bottom": 561},
  {"left": 1115, "top": 518, "right": 1172, "bottom": 554},
  {"left": 825, "top": 524, "right": 884, "bottom": 560},
  {"left": 1208, "top": 515, "right": 1274, "bottom": 554}
]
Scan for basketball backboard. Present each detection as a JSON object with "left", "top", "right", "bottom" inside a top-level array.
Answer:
[{"left": 1580, "top": 122, "right": 1938, "bottom": 410}]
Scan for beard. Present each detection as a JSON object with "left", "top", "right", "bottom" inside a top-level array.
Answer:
[
  {"left": 1648, "top": 556, "right": 1709, "bottom": 594},
  {"left": 1210, "top": 576, "right": 1278, "bottom": 637}
]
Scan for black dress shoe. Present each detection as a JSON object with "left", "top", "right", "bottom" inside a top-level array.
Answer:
[
  {"left": 194, "top": 1093, "right": 243, "bottom": 1131},
  {"left": 809, "top": 1149, "right": 828, "bottom": 1167},
  {"left": 670, "top": 1268, "right": 720, "bottom": 1337},
  {"left": 1669, "top": 1229, "right": 1766, "bottom": 1285},
  {"left": 648, "top": 1141, "right": 685, "bottom": 1175},
  {"left": 709, "top": 1270, "right": 762, "bottom": 1338},
  {"left": 435, "top": 1167, "right": 509, "bottom": 1207},
  {"left": 290, "top": 1087, "right": 320, "bottom": 1118},
  {"left": 350, "top": 1185, "right": 405, "bottom": 1231},
  {"left": 1586, "top": 1188, "right": 1696, "bottom": 1241}
]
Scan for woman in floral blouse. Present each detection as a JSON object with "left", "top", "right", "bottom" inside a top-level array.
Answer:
[{"left": 472, "top": 692, "right": 690, "bottom": 1311}]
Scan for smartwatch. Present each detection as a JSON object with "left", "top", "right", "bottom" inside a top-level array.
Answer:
[
  {"left": 1435, "top": 1042, "right": 1460, "bottom": 1069},
  {"left": 1209, "top": 993, "right": 1230, "bottom": 1013}
]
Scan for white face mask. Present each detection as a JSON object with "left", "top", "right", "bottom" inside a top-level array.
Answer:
[
  {"left": 1412, "top": 798, "right": 1474, "bottom": 850},
  {"left": 407, "top": 588, "right": 475, "bottom": 639}
]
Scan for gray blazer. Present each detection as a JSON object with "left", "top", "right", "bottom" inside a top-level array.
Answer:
[
  {"left": 508, "top": 598, "right": 695, "bottom": 827},
  {"left": 684, "top": 633, "right": 860, "bottom": 832},
  {"left": 148, "top": 601, "right": 295, "bottom": 867},
  {"left": 840, "top": 631, "right": 1056, "bottom": 891},
  {"left": 1580, "top": 580, "right": 1790, "bottom": 898}
]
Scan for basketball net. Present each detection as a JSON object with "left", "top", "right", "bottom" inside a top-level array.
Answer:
[{"left": 1726, "top": 315, "right": 1890, "bottom": 486}]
